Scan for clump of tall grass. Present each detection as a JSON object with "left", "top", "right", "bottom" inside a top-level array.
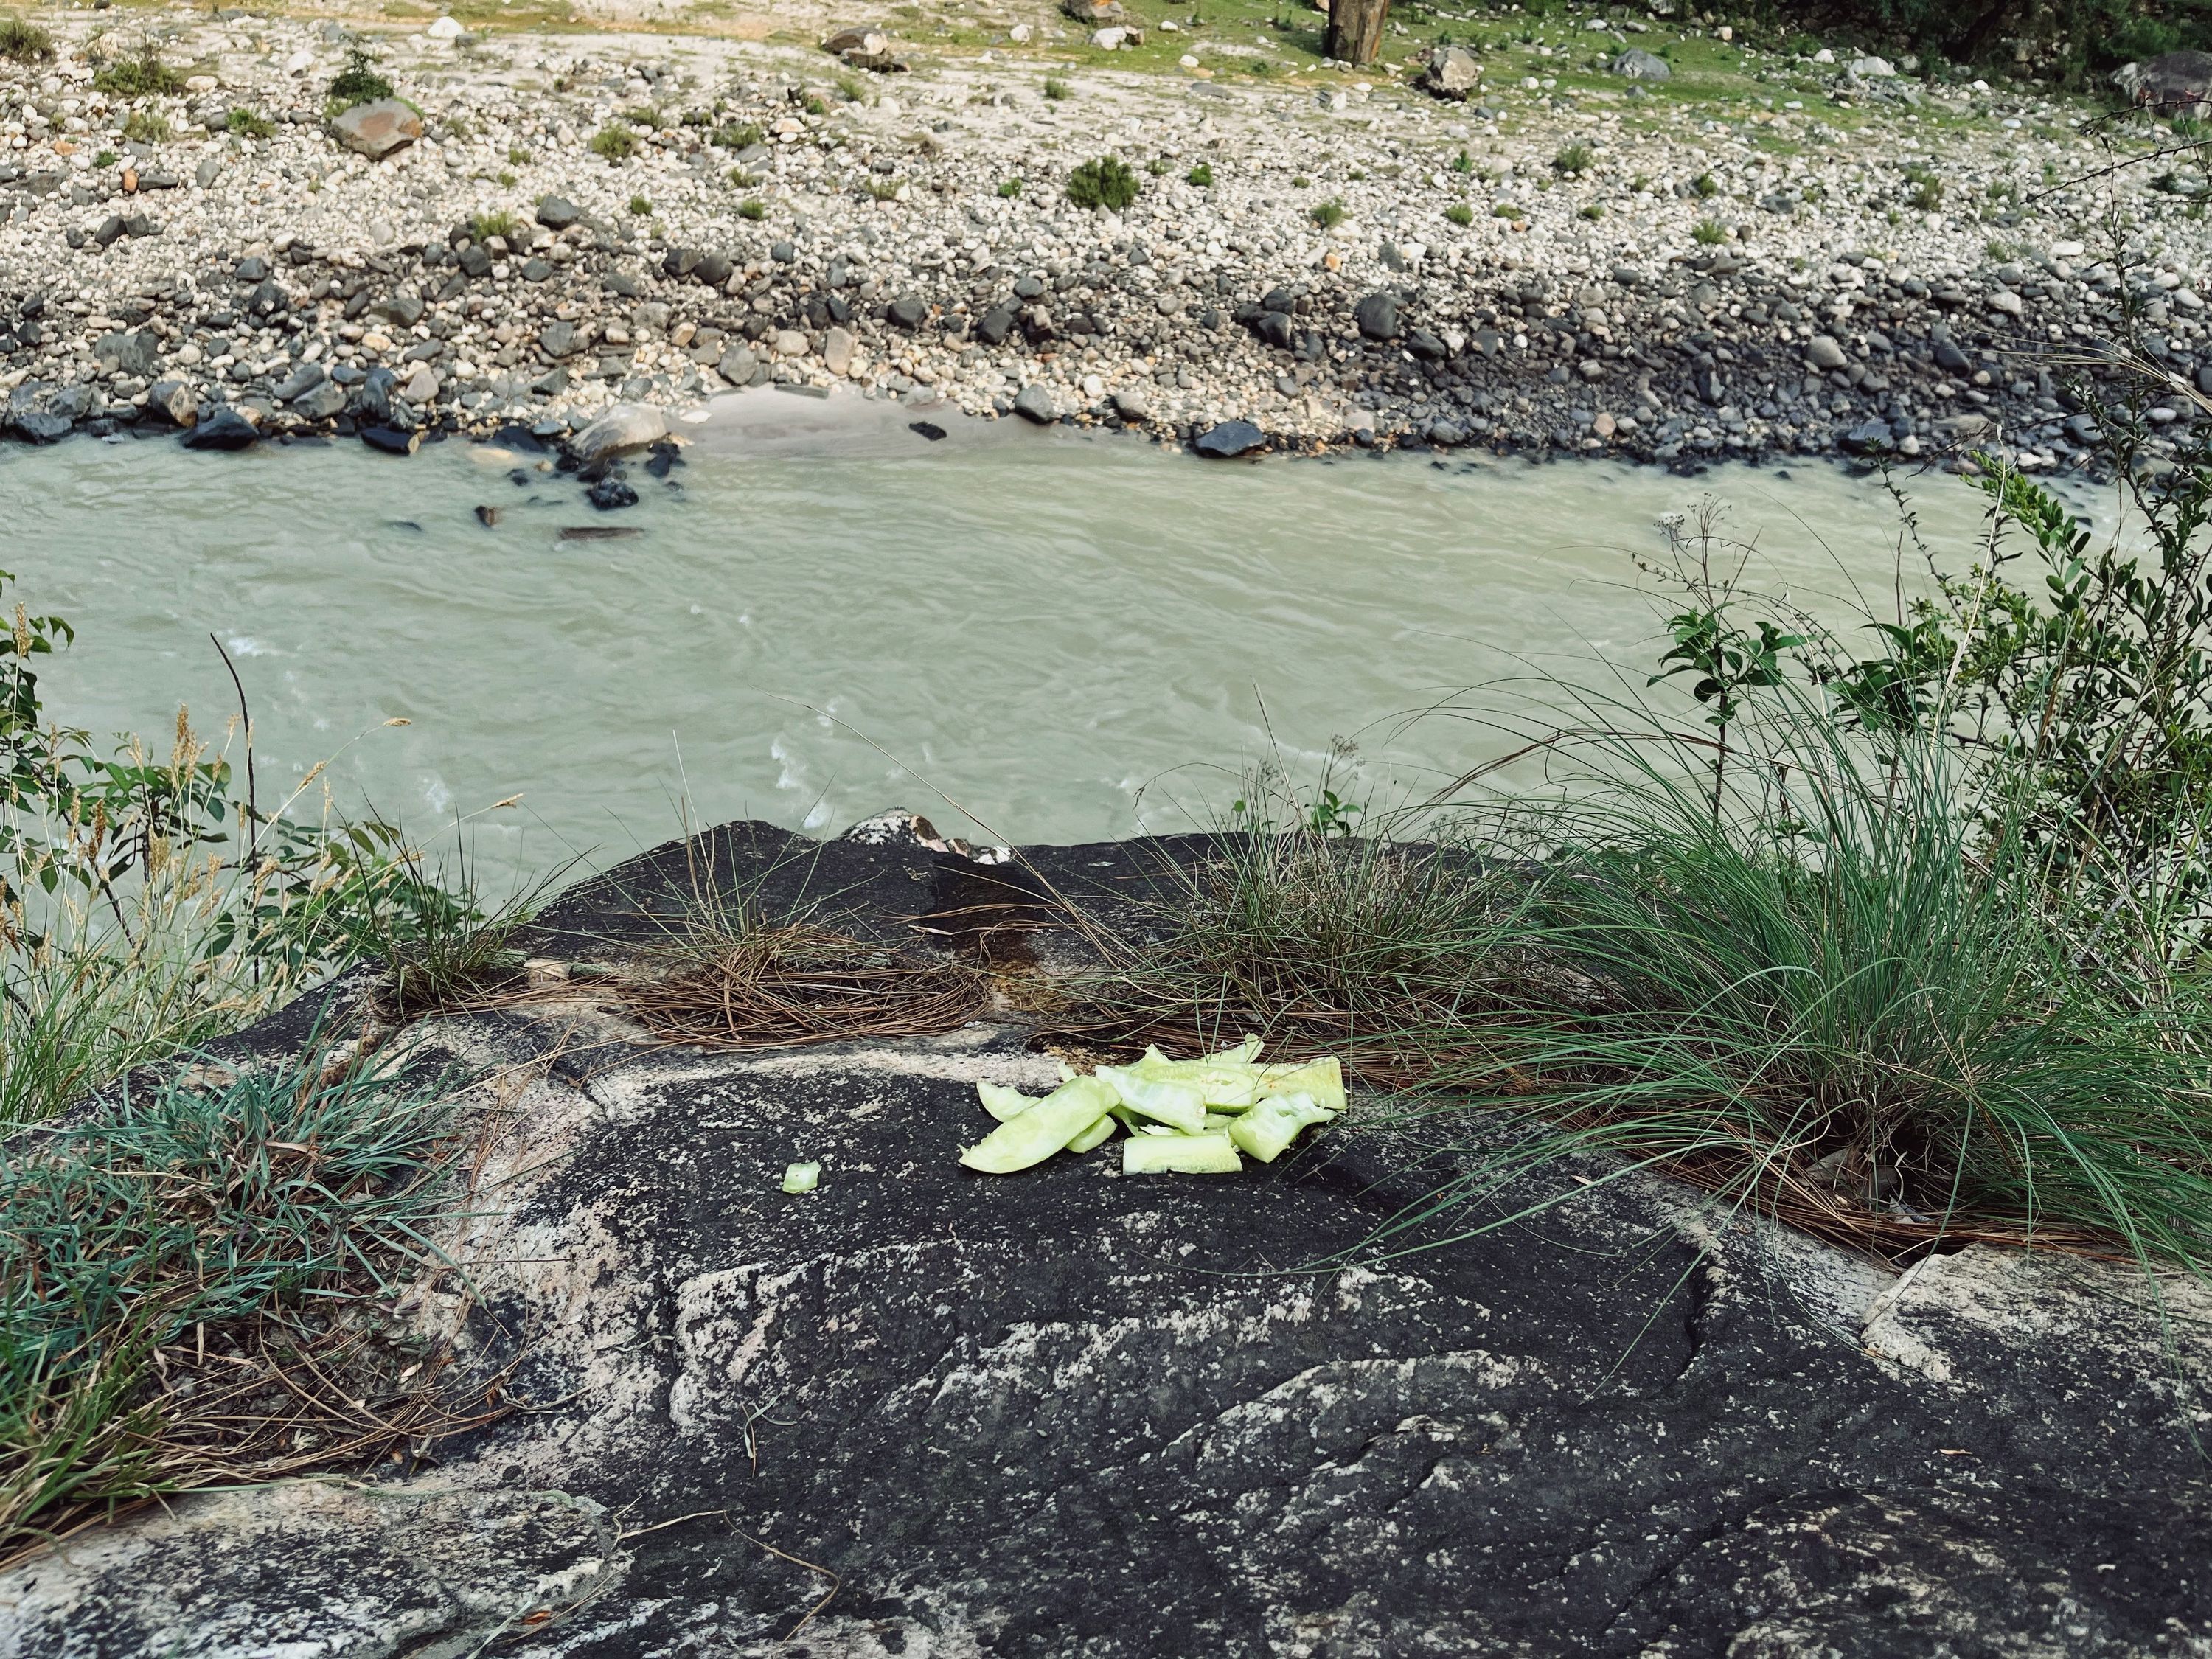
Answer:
[{"left": 0, "top": 1041, "right": 486, "bottom": 1567}]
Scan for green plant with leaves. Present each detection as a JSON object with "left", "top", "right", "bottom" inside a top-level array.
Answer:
[
  {"left": 470, "top": 207, "right": 518, "bottom": 240},
  {"left": 0, "top": 1040, "right": 473, "bottom": 1566},
  {"left": 92, "top": 46, "right": 182, "bottom": 97},
  {"left": 0, "top": 15, "right": 53, "bottom": 61},
  {"left": 224, "top": 108, "right": 274, "bottom": 139},
  {"left": 712, "top": 120, "right": 762, "bottom": 150},
  {"left": 1186, "top": 161, "right": 1214, "bottom": 187},
  {"left": 738, "top": 197, "right": 767, "bottom": 220},
  {"left": 1551, "top": 141, "right": 1592, "bottom": 175},
  {"left": 1692, "top": 218, "right": 1727, "bottom": 245},
  {"left": 998, "top": 177, "right": 1023, "bottom": 198},
  {"left": 1311, "top": 198, "right": 1346, "bottom": 229},
  {"left": 1067, "top": 154, "right": 1140, "bottom": 212},
  {"left": 1445, "top": 202, "right": 1474, "bottom": 226},
  {"left": 121, "top": 109, "right": 171, "bottom": 144},
  {"left": 1043, "top": 75, "right": 1071, "bottom": 101},
  {"left": 591, "top": 125, "right": 637, "bottom": 161},
  {"left": 326, "top": 46, "right": 392, "bottom": 111}
]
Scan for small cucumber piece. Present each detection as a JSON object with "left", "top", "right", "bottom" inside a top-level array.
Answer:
[
  {"left": 1065, "top": 1113, "right": 1119, "bottom": 1154},
  {"left": 1121, "top": 1132, "right": 1243, "bottom": 1175},
  {"left": 1227, "top": 1092, "right": 1338, "bottom": 1164},
  {"left": 782, "top": 1161, "right": 821, "bottom": 1194},
  {"left": 1093, "top": 1064, "right": 1208, "bottom": 1133},
  {"left": 978, "top": 1082, "right": 1039, "bottom": 1123},
  {"left": 1257, "top": 1057, "right": 1346, "bottom": 1115}
]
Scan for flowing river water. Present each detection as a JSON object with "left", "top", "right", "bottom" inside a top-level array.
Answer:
[{"left": 7, "top": 390, "right": 2018, "bottom": 888}]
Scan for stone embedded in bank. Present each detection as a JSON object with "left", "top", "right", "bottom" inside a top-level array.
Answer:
[
  {"left": 568, "top": 403, "right": 669, "bottom": 461},
  {"left": 331, "top": 100, "right": 422, "bottom": 161}
]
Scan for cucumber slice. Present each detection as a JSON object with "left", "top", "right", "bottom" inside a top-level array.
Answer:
[
  {"left": 782, "top": 1161, "right": 821, "bottom": 1194},
  {"left": 978, "top": 1081, "right": 1039, "bottom": 1123},
  {"left": 1065, "top": 1113, "right": 1119, "bottom": 1154},
  {"left": 1093, "top": 1064, "right": 1208, "bottom": 1133},
  {"left": 960, "top": 1075, "right": 1119, "bottom": 1174},
  {"left": 1226, "top": 1092, "right": 1338, "bottom": 1164},
  {"left": 1121, "top": 1132, "right": 1243, "bottom": 1175},
  {"left": 1257, "top": 1057, "right": 1346, "bottom": 1115}
]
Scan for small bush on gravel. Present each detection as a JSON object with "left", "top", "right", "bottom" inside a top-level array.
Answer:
[
  {"left": 1692, "top": 217, "right": 1727, "bottom": 245},
  {"left": 92, "top": 46, "right": 182, "bottom": 97},
  {"left": 738, "top": 198, "right": 767, "bottom": 220},
  {"left": 1691, "top": 170, "right": 1719, "bottom": 198},
  {"left": 1043, "top": 76, "right": 1071, "bottom": 100},
  {"left": 122, "top": 109, "right": 171, "bottom": 143},
  {"left": 0, "top": 16, "right": 53, "bottom": 61},
  {"left": 1310, "top": 198, "right": 1346, "bottom": 229},
  {"left": 1551, "top": 141, "right": 1591, "bottom": 175},
  {"left": 1187, "top": 161, "right": 1214, "bottom": 187},
  {"left": 470, "top": 208, "right": 518, "bottom": 239},
  {"left": 712, "top": 120, "right": 761, "bottom": 150},
  {"left": 225, "top": 108, "right": 274, "bottom": 139},
  {"left": 998, "top": 177, "right": 1023, "bottom": 198},
  {"left": 1067, "top": 155, "right": 1140, "bottom": 212},
  {"left": 626, "top": 193, "right": 651, "bottom": 216},
  {"left": 1445, "top": 202, "right": 1473, "bottom": 226},
  {"left": 591, "top": 125, "right": 637, "bottom": 161},
  {"left": 91, "top": 150, "right": 117, "bottom": 170},
  {"left": 622, "top": 105, "right": 659, "bottom": 128},
  {"left": 326, "top": 46, "right": 392, "bottom": 111}
]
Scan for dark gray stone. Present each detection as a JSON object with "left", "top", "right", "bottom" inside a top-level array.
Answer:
[
  {"left": 1194, "top": 417, "right": 1266, "bottom": 457},
  {"left": 1842, "top": 417, "right": 1895, "bottom": 454},
  {"left": 234, "top": 254, "right": 269, "bottom": 281},
  {"left": 1012, "top": 383, "right": 1057, "bottom": 423},
  {"left": 975, "top": 304, "right": 1019, "bottom": 346},
  {"left": 693, "top": 251, "right": 734, "bottom": 288},
  {"left": 350, "top": 365, "right": 400, "bottom": 425},
  {"left": 455, "top": 243, "right": 492, "bottom": 279},
  {"left": 179, "top": 407, "right": 259, "bottom": 450},
  {"left": 273, "top": 361, "right": 327, "bottom": 403},
  {"left": 94, "top": 330, "right": 156, "bottom": 376},
  {"left": 886, "top": 294, "right": 929, "bottom": 329},
  {"left": 8, "top": 381, "right": 91, "bottom": 442},
  {"left": 360, "top": 423, "right": 420, "bottom": 455},
  {"left": 536, "top": 194, "right": 582, "bottom": 230},
  {"left": 538, "top": 319, "right": 579, "bottom": 358},
  {"left": 1354, "top": 291, "right": 1402, "bottom": 341},
  {"left": 1611, "top": 47, "right": 1671, "bottom": 80}
]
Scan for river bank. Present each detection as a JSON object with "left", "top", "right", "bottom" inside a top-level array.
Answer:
[{"left": 2, "top": 1, "right": 2209, "bottom": 466}]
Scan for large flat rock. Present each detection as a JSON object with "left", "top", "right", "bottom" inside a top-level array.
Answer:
[{"left": 16, "top": 817, "right": 2211, "bottom": 1656}]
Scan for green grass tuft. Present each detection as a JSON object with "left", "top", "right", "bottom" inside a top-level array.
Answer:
[
  {"left": 591, "top": 125, "right": 638, "bottom": 161},
  {"left": 0, "top": 15, "right": 52, "bottom": 61},
  {"left": 1067, "top": 154, "right": 1140, "bottom": 212},
  {"left": 225, "top": 108, "right": 274, "bottom": 140}
]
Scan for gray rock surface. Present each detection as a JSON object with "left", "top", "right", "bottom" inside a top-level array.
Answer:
[
  {"left": 567, "top": 400, "right": 667, "bottom": 460},
  {"left": 0, "top": 1479, "right": 620, "bottom": 1658},
  {"left": 23, "top": 821, "right": 2202, "bottom": 1657}
]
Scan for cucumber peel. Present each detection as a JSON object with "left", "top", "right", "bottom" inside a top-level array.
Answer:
[
  {"left": 1122, "top": 1132, "right": 1243, "bottom": 1175},
  {"left": 1228, "top": 1093, "right": 1338, "bottom": 1164},
  {"left": 782, "top": 1161, "right": 821, "bottom": 1194},
  {"left": 961, "top": 1043, "right": 1341, "bottom": 1177},
  {"left": 961, "top": 1074, "right": 1119, "bottom": 1173}
]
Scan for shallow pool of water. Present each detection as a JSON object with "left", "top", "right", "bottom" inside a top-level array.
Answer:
[{"left": 8, "top": 397, "right": 2010, "bottom": 883}]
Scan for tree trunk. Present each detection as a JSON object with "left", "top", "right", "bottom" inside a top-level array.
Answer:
[{"left": 1324, "top": 0, "right": 1387, "bottom": 66}]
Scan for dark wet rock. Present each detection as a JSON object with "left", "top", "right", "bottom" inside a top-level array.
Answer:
[
  {"left": 360, "top": 423, "right": 422, "bottom": 455},
  {"left": 456, "top": 243, "right": 493, "bottom": 279},
  {"left": 179, "top": 407, "right": 259, "bottom": 450},
  {"left": 1842, "top": 417, "right": 1896, "bottom": 455},
  {"left": 7, "top": 380, "right": 91, "bottom": 442},
  {"left": 293, "top": 380, "right": 348, "bottom": 420},
  {"left": 975, "top": 302, "right": 1019, "bottom": 346},
  {"left": 886, "top": 293, "right": 930, "bottom": 329},
  {"left": 1012, "top": 383, "right": 1057, "bottom": 423},
  {"left": 1194, "top": 417, "right": 1266, "bottom": 456},
  {"left": 586, "top": 476, "right": 639, "bottom": 509},
  {"left": 234, "top": 254, "right": 270, "bottom": 282},
  {"left": 1354, "top": 291, "right": 1401, "bottom": 341},
  {"left": 371, "top": 293, "right": 425, "bottom": 328},
  {"left": 147, "top": 379, "right": 196, "bottom": 427},
  {"left": 908, "top": 419, "right": 947, "bottom": 440},
  {"left": 272, "top": 361, "right": 326, "bottom": 403},
  {"left": 350, "top": 365, "right": 400, "bottom": 425},
  {"left": 536, "top": 195, "right": 582, "bottom": 231},
  {"left": 694, "top": 251, "right": 734, "bottom": 288},
  {"left": 1246, "top": 307, "right": 1295, "bottom": 350}
]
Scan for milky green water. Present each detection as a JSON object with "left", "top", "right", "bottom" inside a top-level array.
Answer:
[{"left": 4, "top": 408, "right": 2008, "bottom": 885}]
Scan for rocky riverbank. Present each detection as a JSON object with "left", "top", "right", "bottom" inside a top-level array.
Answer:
[{"left": 4, "top": 1, "right": 2211, "bottom": 469}]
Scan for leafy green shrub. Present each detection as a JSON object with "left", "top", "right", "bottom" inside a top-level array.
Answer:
[
  {"left": 591, "top": 124, "right": 638, "bottom": 161},
  {"left": 1691, "top": 170, "right": 1719, "bottom": 198},
  {"left": 1579, "top": 202, "right": 1604, "bottom": 220},
  {"left": 803, "top": 92, "right": 827, "bottom": 116},
  {"left": 121, "top": 109, "right": 171, "bottom": 144},
  {"left": 998, "top": 177, "right": 1023, "bottom": 197},
  {"left": 627, "top": 192, "right": 651, "bottom": 216},
  {"left": 622, "top": 104, "right": 661, "bottom": 128},
  {"left": 1450, "top": 147, "right": 1473, "bottom": 173},
  {"left": 0, "top": 15, "right": 53, "bottom": 61},
  {"left": 1905, "top": 164, "right": 1944, "bottom": 210},
  {"left": 91, "top": 150, "right": 118, "bottom": 170},
  {"left": 1067, "top": 154, "right": 1140, "bottom": 211},
  {"left": 470, "top": 207, "right": 518, "bottom": 239},
  {"left": 1551, "top": 140, "right": 1591, "bottom": 174},
  {"left": 738, "top": 197, "right": 767, "bottom": 220},
  {"left": 1445, "top": 201, "right": 1474, "bottom": 226},
  {"left": 1692, "top": 217, "right": 1726, "bottom": 244},
  {"left": 1043, "top": 75, "right": 1071, "bottom": 100},
  {"left": 1310, "top": 198, "right": 1346, "bottom": 229},
  {"left": 327, "top": 45, "right": 392, "bottom": 111},
  {"left": 224, "top": 107, "right": 274, "bottom": 139},
  {"left": 712, "top": 120, "right": 762, "bottom": 149},
  {"left": 92, "top": 46, "right": 183, "bottom": 97},
  {"left": 1187, "top": 161, "right": 1214, "bottom": 187}
]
